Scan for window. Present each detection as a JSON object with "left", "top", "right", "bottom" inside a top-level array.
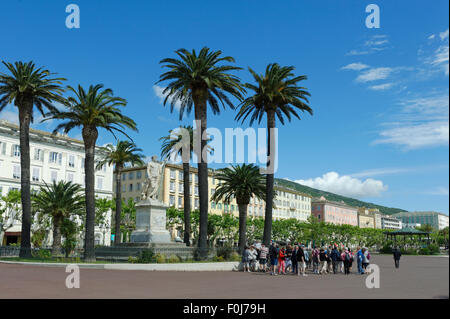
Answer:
[
  {"left": 178, "top": 171, "right": 183, "bottom": 180},
  {"left": 13, "top": 165, "right": 20, "bottom": 179},
  {"left": 194, "top": 186, "right": 198, "bottom": 196},
  {"left": 169, "top": 195, "right": 175, "bottom": 206},
  {"left": 194, "top": 198, "right": 199, "bottom": 209},
  {"left": 49, "top": 152, "right": 62, "bottom": 164},
  {"left": 178, "top": 196, "right": 182, "bottom": 208},
  {"left": 136, "top": 171, "right": 142, "bottom": 179},
  {"left": 170, "top": 169, "right": 176, "bottom": 179},
  {"left": 129, "top": 184, "right": 133, "bottom": 192},
  {"left": 122, "top": 184, "right": 126, "bottom": 192},
  {"left": 34, "top": 148, "right": 43, "bottom": 161},
  {"left": 68, "top": 155, "right": 75, "bottom": 168},
  {"left": 137, "top": 182, "right": 141, "bottom": 191},
  {"left": 170, "top": 181, "right": 175, "bottom": 192},
  {"left": 122, "top": 173, "right": 126, "bottom": 181},
  {"left": 128, "top": 171, "right": 134, "bottom": 180},
  {"left": 210, "top": 188, "right": 215, "bottom": 196},
  {"left": 67, "top": 173, "right": 74, "bottom": 182},
  {"left": 97, "top": 177, "right": 103, "bottom": 190},
  {"left": 51, "top": 171, "right": 57, "bottom": 182},
  {"left": 81, "top": 158, "right": 85, "bottom": 170},
  {"left": 194, "top": 174, "right": 198, "bottom": 183},
  {"left": 0, "top": 141, "right": 6, "bottom": 155},
  {"left": 179, "top": 183, "right": 183, "bottom": 193},
  {"left": 32, "top": 167, "right": 40, "bottom": 182},
  {"left": 211, "top": 202, "right": 216, "bottom": 209},
  {"left": 12, "top": 144, "right": 20, "bottom": 157}
]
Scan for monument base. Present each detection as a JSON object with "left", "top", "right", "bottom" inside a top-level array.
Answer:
[{"left": 130, "top": 198, "right": 172, "bottom": 244}]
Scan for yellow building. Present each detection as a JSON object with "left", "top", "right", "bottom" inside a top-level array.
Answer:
[
  {"left": 114, "top": 162, "right": 311, "bottom": 221},
  {"left": 357, "top": 207, "right": 376, "bottom": 229}
]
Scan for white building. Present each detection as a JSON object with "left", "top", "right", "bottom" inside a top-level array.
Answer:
[
  {"left": 273, "top": 187, "right": 312, "bottom": 222},
  {"left": 392, "top": 211, "right": 449, "bottom": 231},
  {"left": 381, "top": 215, "right": 402, "bottom": 230},
  {"left": 0, "top": 120, "right": 113, "bottom": 247}
]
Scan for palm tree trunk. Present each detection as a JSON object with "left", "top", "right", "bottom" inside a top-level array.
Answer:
[
  {"left": 263, "top": 110, "right": 276, "bottom": 246},
  {"left": 195, "top": 98, "right": 209, "bottom": 257},
  {"left": 183, "top": 162, "right": 191, "bottom": 246},
  {"left": 18, "top": 102, "right": 32, "bottom": 258},
  {"left": 114, "top": 166, "right": 123, "bottom": 245},
  {"left": 238, "top": 203, "right": 248, "bottom": 254},
  {"left": 52, "top": 215, "right": 62, "bottom": 256},
  {"left": 82, "top": 125, "right": 98, "bottom": 262}
]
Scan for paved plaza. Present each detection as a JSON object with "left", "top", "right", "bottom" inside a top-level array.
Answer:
[{"left": 0, "top": 255, "right": 448, "bottom": 299}]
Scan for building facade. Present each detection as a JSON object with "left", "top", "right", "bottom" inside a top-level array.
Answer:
[
  {"left": 392, "top": 211, "right": 449, "bottom": 230},
  {"left": 381, "top": 215, "right": 402, "bottom": 230},
  {"left": 311, "top": 196, "right": 358, "bottom": 226},
  {"left": 357, "top": 207, "right": 376, "bottom": 229},
  {"left": 114, "top": 162, "right": 311, "bottom": 222},
  {"left": 0, "top": 120, "right": 113, "bottom": 246}
]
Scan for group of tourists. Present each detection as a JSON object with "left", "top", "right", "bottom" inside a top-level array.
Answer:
[{"left": 241, "top": 241, "right": 373, "bottom": 276}]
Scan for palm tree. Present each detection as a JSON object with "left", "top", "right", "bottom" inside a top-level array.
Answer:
[
  {"left": 211, "top": 164, "right": 266, "bottom": 253},
  {"left": 158, "top": 47, "right": 245, "bottom": 255},
  {"left": 45, "top": 84, "right": 137, "bottom": 261},
  {"left": 160, "top": 125, "right": 194, "bottom": 246},
  {"left": 96, "top": 140, "right": 145, "bottom": 245},
  {"left": 236, "top": 64, "right": 313, "bottom": 246},
  {"left": 32, "top": 181, "right": 85, "bottom": 256},
  {"left": 0, "top": 61, "right": 66, "bottom": 258}
]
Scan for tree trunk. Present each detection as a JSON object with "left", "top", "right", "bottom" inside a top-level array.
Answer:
[
  {"left": 82, "top": 125, "right": 98, "bottom": 262},
  {"left": 51, "top": 215, "right": 62, "bottom": 256},
  {"left": 194, "top": 96, "right": 209, "bottom": 257},
  {"left": 183, "top": 162, "right": 191, "bottom": 246},
  {"left": 114, "top": 166, "right": 123, "bottom": 245},
  {"left": 18, "top": 101, "right": 33, "bottom": 258},
  {"left": 263, "top": 110, "right": 276, "bottom": 246},
  {"left": 238, "top": 203, "right": 248, "bottom": 254}
]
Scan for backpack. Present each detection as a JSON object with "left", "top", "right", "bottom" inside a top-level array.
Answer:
[{"left": 345, "top": 252, "right": 351, "bottom": 261}]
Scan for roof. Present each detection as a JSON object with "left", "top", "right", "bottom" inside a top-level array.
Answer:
[{"left": 384, "top": 227, "right": 430, "bottom": 235}]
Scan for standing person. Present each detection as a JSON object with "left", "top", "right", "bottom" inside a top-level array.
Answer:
[
  {"left": 348, "top": 249, "right": 354, "bottom": 272},
  {"left": 278, "top": 246, "right": 286, "bottom": 275},
  {"left": 330, "top": 245, "right": 340, "bottom": 274},
  {"left": 297, "top": 245, "right": 307, "bottom": 277},
  {"left": 248, "top": 246, "right": 258, "bottom": 272},
  {"left": 356, "top": 247, "right": 365, "bottom": 274},
  {"left": 327, "top": 246, "right": 333, "bottom": 273},
  {"left": 304, "top": 247, "right": 310, "bottom": 270},
  {"left": 291, "top": 245, "right": 299, "bottom": 275},
  {"left": 343, "top": 248, "right": 351, "bottom": 275},
  {"left": 362, "top": 247, "right": 370, "bottom": 270},
  {"left": 393, "top": 247, "right": 402, "bottom": 269},
  {"left": 259, "top": 244, "right": 269, "bottom": 272},
  {"left": 338, "top": 248, "right": 344, "bottom": 273},
  {"left": 269, "top": 241, "right": 278, "bottom": 275},
  {"left": 242, "top": 246, "right": 250, "bottom": 272},
  {"left": 319, "top": 248, "right": 328, "bottom": 275},
  {"left": 312, "top": 246, "right": 320, "bottom": 274},
  {"left": 285, "top": 245, "right": 293, "bottom": 273}
]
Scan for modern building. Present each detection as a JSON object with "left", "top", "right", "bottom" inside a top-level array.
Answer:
[
  {"left": 381, "top": 215, "right": 402, "bottom": 230},
  {"left": 392, "top": 211, "right": 449, "bottom": 230},
  {"left": 114, "top": 161, "right": 311, "bottom": 222},
  {"left": 311, "top": 196, "right": 358, "bottom": 226},
  {"left": 0, "top": 120, "right": 114, "bottom": 246}
]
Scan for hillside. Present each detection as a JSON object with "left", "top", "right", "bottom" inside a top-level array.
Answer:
[{"left": 275, "top": 178, "right": 405, "bottom": 215}]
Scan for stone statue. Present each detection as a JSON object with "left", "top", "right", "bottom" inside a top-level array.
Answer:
[{"left": 140, "top": 155, "right": 165, "bottom": 201}]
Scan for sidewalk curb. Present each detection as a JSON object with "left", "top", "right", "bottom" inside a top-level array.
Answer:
[{"left": 0, "top": 260, "right": 240, "bottom": 271}]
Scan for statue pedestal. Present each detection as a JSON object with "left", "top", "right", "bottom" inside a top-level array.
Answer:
[{"left": 130, "top": 199, "right": 171, "bottom": 243}]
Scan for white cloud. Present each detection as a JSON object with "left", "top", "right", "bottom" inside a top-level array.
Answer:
[
  {"left": 295, "top": 171, "right": 388, "bottom": 198},
  {"left": 0, "top": 109, "right": 19, "bottom": 124},
  {"left": 153, "top": 85, "right": 181, "bottom": 110},
  {"left": 346, "top": 49, "right": 370, "bottom": 56},
  {"left": 425, "top": 187, "right": 449, "bottom": 196},
  {"left": 350, "top": 164, "right": 448, "bottom": 178},
  {"left": 346, "top": 35, "right": 389, "bottom": 56},
  {"left": 341, "top": 63, "right": 370, "bottom": 71},
  {"left": 369, "top": 82, "right": 394, "bottom": 90},
  {"left": 356, "top": 67, "right": 393, "bottom": 82},
  {"left": 440, "top": 29, "right": 449, "bottom": 41},
  {"left": 428, "top": 34, "right": 436, "bottom": 40}
]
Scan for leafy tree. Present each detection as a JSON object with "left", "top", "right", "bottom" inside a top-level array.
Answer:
[
  {"left": 96, "top": 140, "right": 144, "bottom": 245},
  {"left": 32, "top": 181, "right": 85, "bottom": 256},
  {"left": 0, "top": 190, "right": 22, "bottom": 235},
  {"left": 45, "top": 84, "right": 137, "bottom": 261},
  {"left": 236, "top": 64, "right": 313, "bottom": 246},
  {"left": 211, "top": 164, "right": 266, "bottom": 252},
  {"left": 120, "top": 198, "right": 136, "bottom": 242},
  {"left": 158, "top": 47, "right": 245, "bottom": 256},
  {"left": 0, "top": 61, "right": 66, "bottom": 257}
]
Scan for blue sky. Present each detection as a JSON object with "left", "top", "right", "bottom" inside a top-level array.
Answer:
[{"left": 1, "top": 0, "right": 448, "bottom": 214}]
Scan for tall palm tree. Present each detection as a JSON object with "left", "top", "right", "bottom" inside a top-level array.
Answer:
[
  {"left": 211, "top": 164, "right": 266, "bottom": 253},
  {"left": 32, "top": 181, "right": 85, "bottom": 256},
  {"left": 45, "top": 84, "right": 137, "bottom": 261},
  {"left": 96, "top": 140, "right": 145, "bottom": 245},
  {"left": 236, "top": 63, "right": 313, "bottom": 246},
  {"left": 0, "top": 61, "right": 66, "bottom": 258},
  {"left": 158, "top": 47, "right": 245, "bottom": 255},
  {"left": 160, "top": 125, "right": 194, "bottom": 246}
]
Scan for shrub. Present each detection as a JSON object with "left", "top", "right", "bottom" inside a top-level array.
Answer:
[
  {"left": 216, "top": 246, "right": 233, "bottom": 260},
  {"left": 128, "top": 256, "right": 139, "bottom": 263},
  {"left": 167, "top": 255, "right": 181, "bottom": 263},
  {"left": 230, "top": 252, "right": 241, "bottom": 261},
  {"left": 155, "top": 253, "right": 166, "bottom": 263},
  {"left": 137, "top": 248, "right": 155, "bottom": 263},
  {"left": 35, "top": 249, "right": 52, "bottom": 259},
  {"left": 379, "top": 244, "right": 392, "bottom": 254}
]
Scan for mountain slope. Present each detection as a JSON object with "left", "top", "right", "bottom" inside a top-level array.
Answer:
[{"left": 275, "top": 178, "right": 405, "bottom": 215}]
